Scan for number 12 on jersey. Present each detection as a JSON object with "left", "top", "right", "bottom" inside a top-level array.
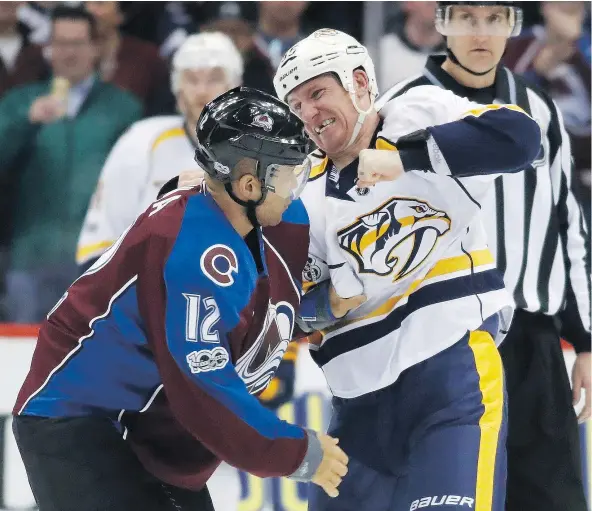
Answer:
[{"left": 183, "top": 294, "right": 221, "bottom": 343}]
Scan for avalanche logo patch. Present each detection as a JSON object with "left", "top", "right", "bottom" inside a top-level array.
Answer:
[
  {"left": 200, "top": 244, "right": 238, "bottom": 287},
  {"left": 235, "top": 301, "right": 295, "bottom": 395},
  {"left": 338, "top": 197, "right": 451, "bottom": 281},
  {"left": 251, "top": 113, "right": 274, "bottom": 132}
]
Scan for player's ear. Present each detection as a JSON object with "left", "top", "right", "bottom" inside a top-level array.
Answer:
[
  {"left": 234, "top": 173, "right": 262, "bottom": 202},
  {"left": 353, "top": 69, "right": 369, "bottom": 99}
]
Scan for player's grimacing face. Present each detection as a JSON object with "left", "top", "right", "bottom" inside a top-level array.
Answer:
[
  {"left": 287, "top": 74, "right": 359, "bottom": 155},
  {"left": 177, "top": 67, "right": 233, "bottom": 123},
  {"left": 446, "top": 6, "right": 510, "bottom": 72}
]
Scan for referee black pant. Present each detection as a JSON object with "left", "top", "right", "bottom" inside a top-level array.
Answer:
[
  {"left": 12, "top": 415, "right": 215, "bottom": 511},
  {"left": 500, "top": 309, "right": 588, "bottom": 511}
]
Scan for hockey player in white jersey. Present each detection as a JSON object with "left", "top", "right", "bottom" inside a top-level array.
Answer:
[
  {"left": 274, "top": 29, "right": 541, "bottom": 511},
  {"left": 76, "top": 32, "right": 241, "bottom": 268}
]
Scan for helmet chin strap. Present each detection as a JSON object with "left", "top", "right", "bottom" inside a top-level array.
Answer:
[
  {"left": 447, "top": 47, "right": 496, "bottom": 77},
  {"left": 224, "top": 182, "right": 267, "bottom": 229},
  {"left": 346, "top": 90, "right": 375, "bottom": 148}
]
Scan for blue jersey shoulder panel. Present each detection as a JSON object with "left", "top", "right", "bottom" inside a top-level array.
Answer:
[
  {"left": 164, "top": 193, "right": 258, "bottom": 337},
  {"left": 281, "top": 198, "right": 309, "bottom": 226}
]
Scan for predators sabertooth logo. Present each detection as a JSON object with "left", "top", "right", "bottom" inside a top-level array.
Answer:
[{"left": 338, "top": 197, "right": 451, "bottom": 280}]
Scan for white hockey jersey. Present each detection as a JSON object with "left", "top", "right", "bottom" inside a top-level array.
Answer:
[
  {"left": 300, "top": 85, "right": 541, "bottom": 398},
  {"left": 76, "top": 116, "right": 200, "bottom": 264}
]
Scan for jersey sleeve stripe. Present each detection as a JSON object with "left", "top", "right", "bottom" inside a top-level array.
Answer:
[
  {"left": 375, "top": 137, "right": 398, "bottom": 151},
  {"left": 460, "top": 103, "right": 530, "bottom": 120}
]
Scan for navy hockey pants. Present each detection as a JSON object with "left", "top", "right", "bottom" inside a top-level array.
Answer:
[{"left": 308, "top": 315, "right": 507, "bottom": 511}]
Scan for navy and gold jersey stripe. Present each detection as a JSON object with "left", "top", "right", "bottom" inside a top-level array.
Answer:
[{"left": 311, "top": 268, "right": 505, "bottom": 367}]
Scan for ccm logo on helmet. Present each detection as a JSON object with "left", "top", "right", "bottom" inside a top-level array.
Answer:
[{"left": 200, "top": 244, "right": 238, "bottom": 287}]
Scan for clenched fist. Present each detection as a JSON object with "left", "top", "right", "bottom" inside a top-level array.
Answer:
[
  {"left": 357, "top": 148, "right": 404, "bottom": 188},
  {"left": 311, "top": 434, "right": 349, "bottom": 498},
  {"left": 329, "top": 283, "right": 366, "bottom": 319}
]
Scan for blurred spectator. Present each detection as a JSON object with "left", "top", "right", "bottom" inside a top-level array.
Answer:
[
  {"left": 16, "top": 1, "right": 55, "bottom": 45},
  {"left": 504, "top": 1, "right": 591, "bottom": 224},
  {"left": 0, "top": 5, "right": 141, "bottom": 323},
  {"left": 156, "top": 1, "right": 275, "bottom": 96},
  {"left": 116, "top": 1, "right": 164, "bottom": 45},
  {"left": 77, "top": 31, "right": 243, "bottom": 269},
  {"left": 200, "top": 1, "right": 275, "bottom": 95},
  {"left": 156, "top": 1, "right": 198, "bottom": 59},
  {"left": 304, "top": 2, "right": 363, "bottom": 42},
  {"left": 254, "top": 1, "right": 308, "bottom": 69},
  {"left": 379, "top": 1, "right": 445, "bottom": 90},
  {"left": 0, "top": 1, "right": 47, "bottom": 97},
  {"left": 84, "top": 1, "right": 169, "bottom": 116}
]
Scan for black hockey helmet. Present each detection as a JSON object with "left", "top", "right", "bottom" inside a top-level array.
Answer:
[
  {"left": 194, "top": 86, "right": 312, "bottom": 226},
  {"left": 195, "top": 86, "right": 312, "bottom": 194}
]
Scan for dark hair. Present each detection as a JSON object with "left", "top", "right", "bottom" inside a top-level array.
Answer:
[{"left": 51, "top": 5, "right": 98, "bottom": 41}]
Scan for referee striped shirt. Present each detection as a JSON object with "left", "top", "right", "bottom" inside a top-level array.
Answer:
[{"left": 378, "top": 55, "right": 591, "bottom": 352}]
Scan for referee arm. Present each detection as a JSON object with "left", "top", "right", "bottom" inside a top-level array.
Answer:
[{"left": 552, "top": 102, "right": 591, "bottom": 422}]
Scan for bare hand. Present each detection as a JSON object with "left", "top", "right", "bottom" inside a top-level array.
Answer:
[
  {"left": 357, "top": 148, "right": 404, "bottom": 188},
  {"left": 304, "top": 331, "right": 323, "bottom": 347},
  {"left": 572, "top": 352, "right": 591, "bottom": 423},
  {"left": 311, "top": 434, "right": 349, "bottom": 498},
  {"left": 29, "top": 95, "right": 65, "bottom": 124},
  {"left": 329, "top": 283, "right": 366, "bottom": 319},
  {"left": 178, "top": 170, "right": 205, "bottom": 188}
]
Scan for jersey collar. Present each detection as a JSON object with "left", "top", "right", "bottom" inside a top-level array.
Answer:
[{"left": 325, "top": 119, "right": 384, "bottom": 201}]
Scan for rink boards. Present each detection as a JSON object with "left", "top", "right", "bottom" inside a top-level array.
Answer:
[{"left": 0, "top": 331, "right": 588, "bottom": 511}]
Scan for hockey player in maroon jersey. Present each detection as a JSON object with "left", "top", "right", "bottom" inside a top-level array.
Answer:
[{"left": 12, "top": 87, "right": 348, "bottom": 511}]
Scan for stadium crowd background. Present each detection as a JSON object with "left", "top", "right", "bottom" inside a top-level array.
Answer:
[{"left": 0, "top": 0, "right": 589, "bottom": 324}]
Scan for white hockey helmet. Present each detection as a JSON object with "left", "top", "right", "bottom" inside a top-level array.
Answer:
[
  {"left": 171, "top": 32, "right": 244, "bottom": 94},
  {"left": 273, "top": 29, "right": 378, "bottom": 103}
]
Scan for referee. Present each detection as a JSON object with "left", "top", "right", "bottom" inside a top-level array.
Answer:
[{"left": 378, "top": 2, "right": 590, "bottom": 510}]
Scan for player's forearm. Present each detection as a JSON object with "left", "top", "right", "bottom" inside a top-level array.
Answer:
[
  {"left": 395, "top": 106, "right": 541, "bottom": 178},
  {"left": 555, "top": 121, "right": 591, "bottom": 353},
  {"left": 163, "top": 334, "right": 322, "bottom": 479},
  {"left": 167, "top": 383, "right": 321, "bottom": 479}
]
